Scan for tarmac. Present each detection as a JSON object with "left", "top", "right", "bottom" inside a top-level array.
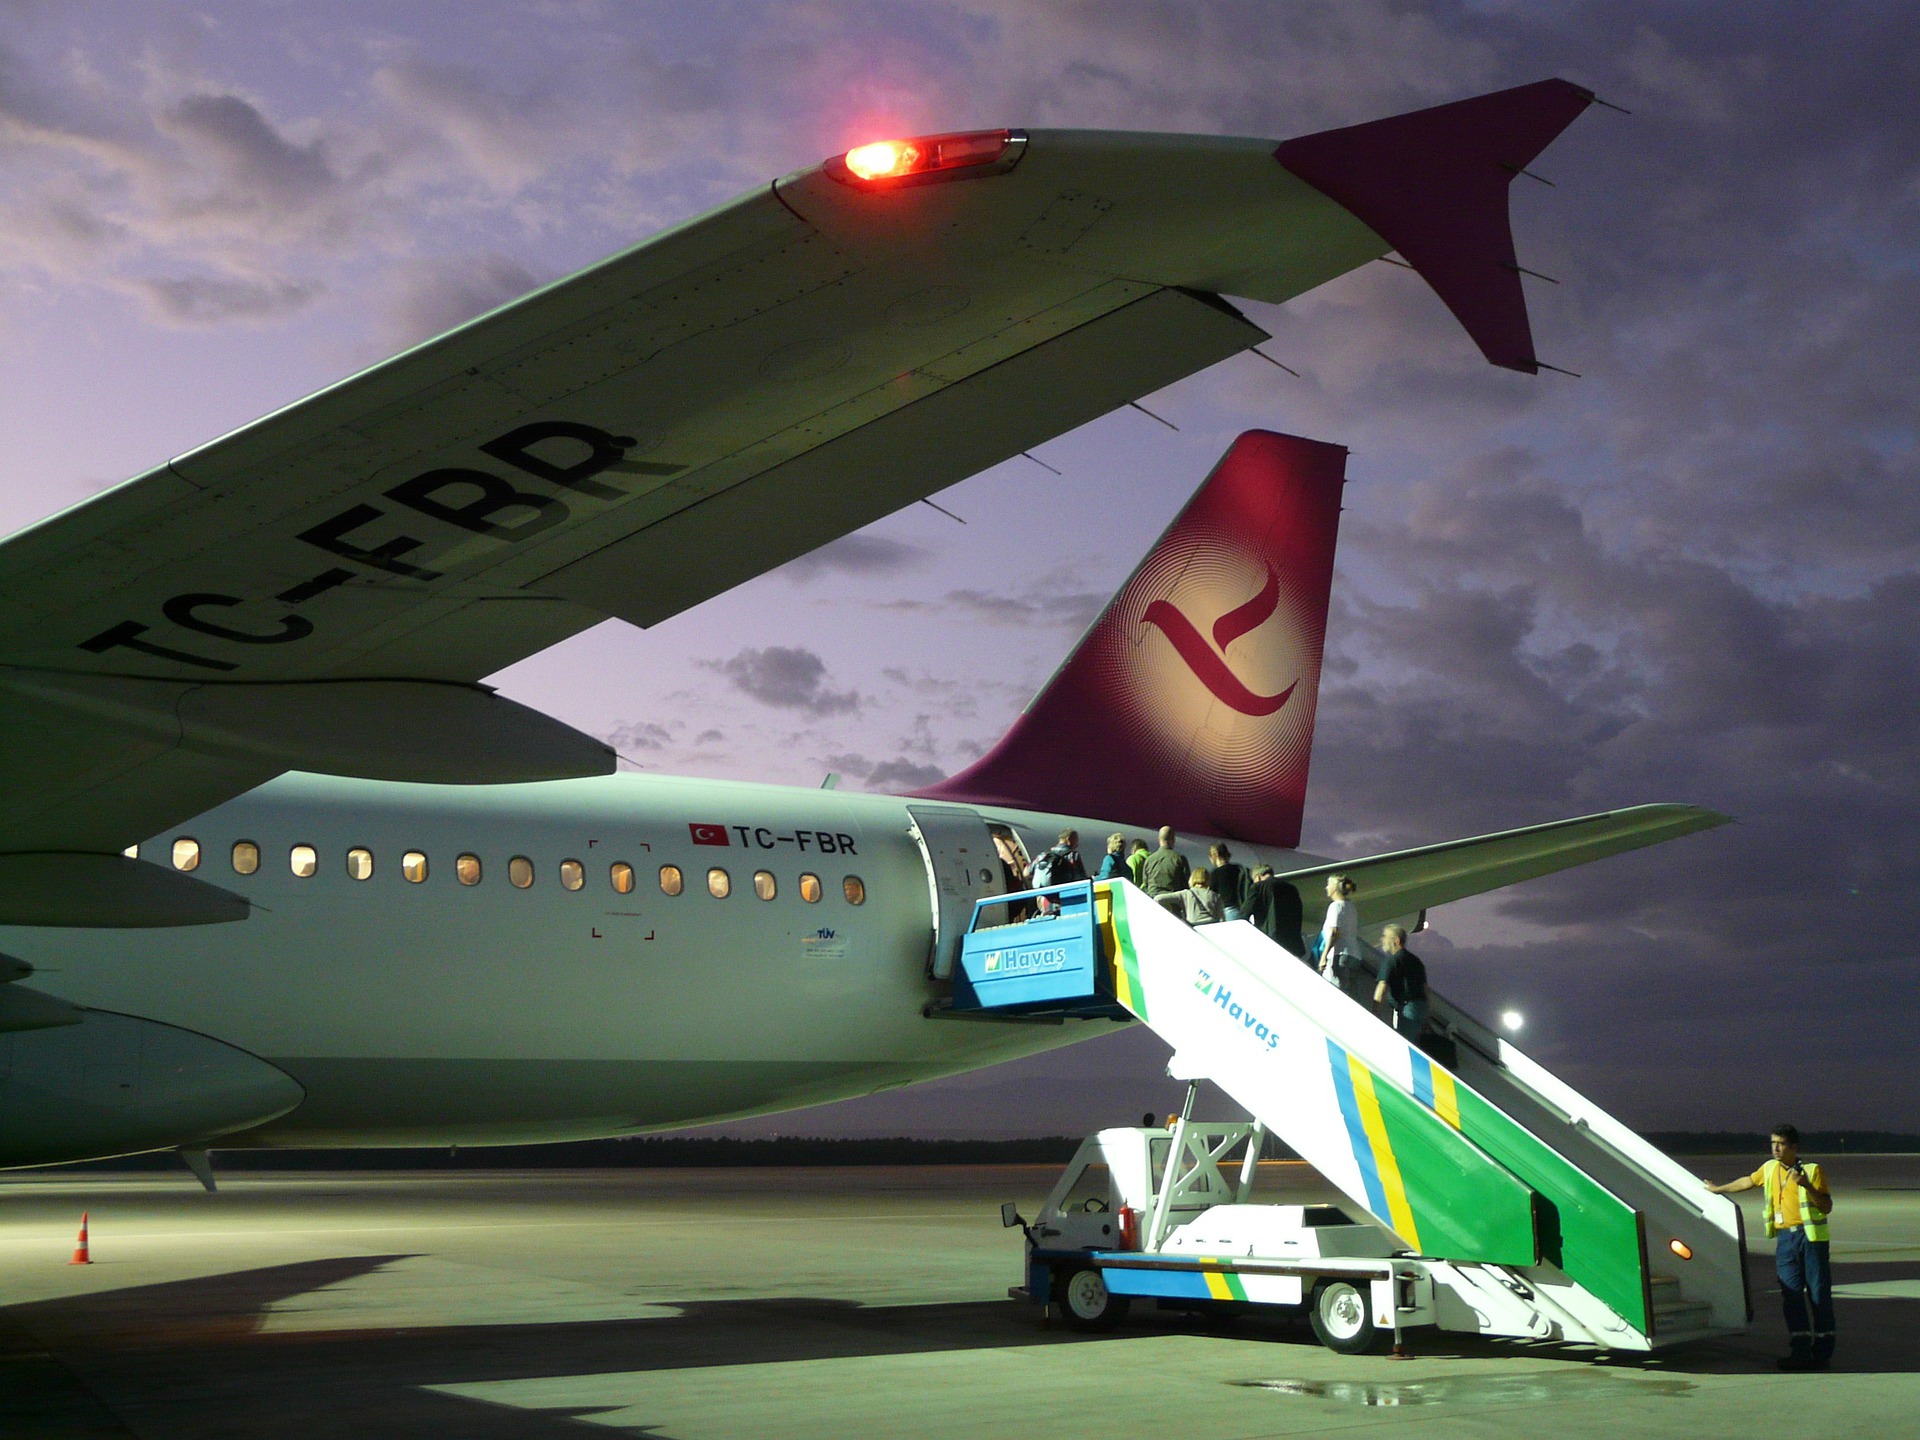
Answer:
[{"left": 4, "top": 1155, "right": 1920, "bottom": 1439}]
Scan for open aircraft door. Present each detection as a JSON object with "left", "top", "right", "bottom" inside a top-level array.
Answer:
[{"left": 905, "top": 805, "right": 1020, "bottom": 980}]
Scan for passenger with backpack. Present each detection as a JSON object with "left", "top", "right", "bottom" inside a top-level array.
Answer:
[{"left": 1027, "top": 829, "right": 1088, "bottom": 915}]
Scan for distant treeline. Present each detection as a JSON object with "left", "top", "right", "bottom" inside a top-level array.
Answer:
[
  {"left": 42, "top": 1129, "right": 1920, "bottom": 1176},
  {"left": 52, "top": 1134, "right": 1091, "bottom": 1173}
]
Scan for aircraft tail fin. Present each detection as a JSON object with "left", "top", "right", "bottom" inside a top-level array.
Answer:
[{"left": 909, "top": 431, "right": 1345, "bottom": 847}]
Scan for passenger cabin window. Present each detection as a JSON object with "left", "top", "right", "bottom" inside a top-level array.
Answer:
[
  {"left": 290, "top": 845, "right": 317, "bottom": 878},
  {"left": 753, "top": 870, "right": 776, "bottom": 901},
  {"left": 509, "top": 856, "right": 534, "bottom": 889},
  {"left": 660, "top": 865, "right": 684, "bottom": 896},
  {"left": 843, "top": 875, "right": 866, "bottom": 905},
  {"left": 799, "top": 873, "right": 822, "bottom": 904},
  {"left": 457, "top": 853, "right": 481, "bottom": 886},
  {"left": 346, "top": 847, "right": 374, "bottom": 881},
  {"left": 403, "top": 851, "right": 428, "bottom": 883},
  {"left": 172, "top": 837, "right": 200, "bottom": 872},
  {"left": 610, "top": 862, "right": 635, "bottom": 894},
  {"left": 707, "top": 867, "right": 730, "bottom": 899},
  {"left": 559, "top": 859, "right": 584, "bottom": 891},
  {"left": 232, "top": 841, "right": 260, "bottom": 875}
]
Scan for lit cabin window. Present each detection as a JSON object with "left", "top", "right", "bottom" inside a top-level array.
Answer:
[
  {"left": 708, "top": 867, "right": 730, "bottom": 899},
  {"left": 291, "top": 845, "right": 318, "bottom": 878},
  {"left": 560, "top": 859, "right": 584, "bottom": 891},
  {"left": 457, "top": 853, "right": 481, "bottom": 885},
  {"left": 842, "top": 875, "right": 866, "bottom": 905},
  {"left": 509, "top": 856, "right": 534, "bottom": 889},
  {"left": 753, "top": 870, "right": 776, "bottom": 901},
  {"left": 232, "top": 841, "right": 260, "bottom": 875},
  {"left": 173, "top": 837, "right": 200, "bottom": 872},
  {"left": 660, "top": 865, "right": 684, "bottom": 896},
  {"left": 799, "top": 872, "right": 822, "bottom": 904},
  {"left": 610, "top": 862, "right": 635, "bottom": 894},
  {"left": 403, "top": 851, "right": 428, "bottom": 883},
  {"left": 346, "top": 847, "right": 374, "bottom": 881}
]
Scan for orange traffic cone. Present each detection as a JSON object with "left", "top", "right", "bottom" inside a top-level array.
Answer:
[{"left": 69, "top": 1211, "right": 91, "bottom": 1265}]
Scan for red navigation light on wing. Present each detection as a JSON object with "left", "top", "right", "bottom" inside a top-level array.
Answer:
[{"left": 831, "top": 130, "right": 1024, "bottom": 187}]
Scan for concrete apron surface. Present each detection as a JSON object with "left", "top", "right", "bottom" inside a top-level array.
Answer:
[{"left": 4, "top": 1156, "right": 1920, "bottom": 1439}]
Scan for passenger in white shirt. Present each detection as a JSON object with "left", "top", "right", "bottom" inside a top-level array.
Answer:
[{"left": 1319, "top": 874, "right": 1364, "bottom": 998}]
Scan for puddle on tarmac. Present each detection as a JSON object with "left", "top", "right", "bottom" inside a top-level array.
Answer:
[{"left": 1229, "top": 1370, "right": 1695, "bottom": 1407}]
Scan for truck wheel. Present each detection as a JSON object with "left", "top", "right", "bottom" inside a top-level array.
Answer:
[
  {"left": 1309, "top": 1279, "right": 1387, "bottom": 1355},
  {"left": 1057, "top": 1266, "right": 1130, "bottom": 1333}
]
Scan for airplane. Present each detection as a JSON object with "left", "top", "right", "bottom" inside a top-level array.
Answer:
[{"left": 0, "top": 79, "right": 1726, "bottom": 1171}]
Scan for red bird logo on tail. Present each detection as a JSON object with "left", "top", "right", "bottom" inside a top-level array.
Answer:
[{"left": 1140, "top": 564, "right": 1299, "bottom": 717}]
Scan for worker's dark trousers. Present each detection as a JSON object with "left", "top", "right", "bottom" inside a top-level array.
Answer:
[{"left": 1776, "top": 1229, "right": 1835, "bottom": 1361}]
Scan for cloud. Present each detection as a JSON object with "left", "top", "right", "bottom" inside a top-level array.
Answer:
[
  {"left": 705, "top": 646, "right": 861, "bottom": 716},
  {"left": 814, "top": 748, "right": 946, "bottom": 793},
  {"left": 878, "top": 574, "right": 1107, "bottom": 631},
  {"left": 780, "top": 533, "right": 929, "bottom": 583},
  {"left": 865, "top": 757, "right": 946, "bottom": 791},
  {"left": 376, "top": 253, "right": 539, "bottom": 351},
  {"left": 603, "top": 720, "right": 677, "bottom": 752},
  {"left": 132, "top": 273, "right": 322, "bottom": 325}
]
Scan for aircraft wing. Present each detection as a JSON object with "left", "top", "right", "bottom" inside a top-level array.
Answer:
[
  {"left": 0, "top": 82, "right": 1595, "bottom": 921},
  {"left": 1282, "top": 804, "right": 1731, "bottom": 931}
]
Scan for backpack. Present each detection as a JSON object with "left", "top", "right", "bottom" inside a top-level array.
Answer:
[{"left": 1031, "top": 846, "right": 1069, "bottom": 889}]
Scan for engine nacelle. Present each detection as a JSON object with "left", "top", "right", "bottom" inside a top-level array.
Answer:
[{"left": 0, "top": 1009, "right": 304, "bottom": 1167}]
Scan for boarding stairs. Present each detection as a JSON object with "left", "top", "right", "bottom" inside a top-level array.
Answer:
[{"left": 947, "top": 879, "right": 1749, "bottom": 1350}]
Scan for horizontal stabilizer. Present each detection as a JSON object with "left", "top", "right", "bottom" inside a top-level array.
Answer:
[
  {"left": 1276, "top": 78, "right": 1593, "bottom": 372},
  {"left": 1283, "top": 803, "right": 1731, "bottom": 929}
]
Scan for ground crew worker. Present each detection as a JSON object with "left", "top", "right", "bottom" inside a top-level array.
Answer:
[
  {"left": 1705, "top": 1125, "right": 1835, "bottom": 1369},
  {"left": 1140, "top": 826, "right": 1190, "bottom": 898}
]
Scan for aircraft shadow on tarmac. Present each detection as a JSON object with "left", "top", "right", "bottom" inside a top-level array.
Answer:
[{"left": 5, "top": 1253, "right": 1920, "bottom": 1438}]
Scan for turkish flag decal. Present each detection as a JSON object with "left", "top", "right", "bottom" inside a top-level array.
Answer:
[{"left": 689, "top": 823, "right": 730, "bottom": 846}]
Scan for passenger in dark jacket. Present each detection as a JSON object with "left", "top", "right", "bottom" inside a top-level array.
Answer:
[
  {"left": 1245, "top": 864, "right": 1306, "bottom": 959},
  {"left": 1208, "top": 843, "right": 1250, "bottom": 921}
]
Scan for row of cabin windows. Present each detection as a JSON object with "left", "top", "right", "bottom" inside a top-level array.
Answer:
[{"left": 159, "top": 836, "right": 865, "bottom": 905}]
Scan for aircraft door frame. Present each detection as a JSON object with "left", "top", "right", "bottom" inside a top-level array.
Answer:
[{"left": 904, "top": 805, "right": 1017, "bottom": 980}]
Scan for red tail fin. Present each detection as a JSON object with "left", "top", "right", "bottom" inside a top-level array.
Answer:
[{"left": 910, "top": 431, "right": 1345, "bottom": 846}]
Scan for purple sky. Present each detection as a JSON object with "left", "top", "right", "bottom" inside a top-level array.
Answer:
[{"left": 3, "top": 4, "right": 1916, "bottom": 1137}]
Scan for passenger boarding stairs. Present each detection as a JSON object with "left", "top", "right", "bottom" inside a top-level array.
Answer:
[{"left": 948, "top": 879, "right": 1749, "bottom": 1350}]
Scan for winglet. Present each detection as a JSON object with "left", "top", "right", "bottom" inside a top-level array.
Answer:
[{"left": 1275, "top": 78, "right": 1594, "bottom": 373}]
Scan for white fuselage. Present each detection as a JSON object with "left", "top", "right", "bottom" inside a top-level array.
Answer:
[{"left": 6, "top": 772, "right": 1322, "bottom": 1147}]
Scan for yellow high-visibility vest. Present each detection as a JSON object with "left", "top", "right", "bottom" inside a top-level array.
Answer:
[{"left": 1760, "top": 1159, "right": 1830, "bottom": 1241}]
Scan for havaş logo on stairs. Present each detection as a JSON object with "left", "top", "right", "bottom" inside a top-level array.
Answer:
[
  {"left": 1141, "top": 564, "right": 1299, "bottom": 717},
  {"left": 983, "top": 946, "right": 1068, "bottom": 975},
  {"left": 1193, "top": 969, "right": 1280, "bottom": 1051}
]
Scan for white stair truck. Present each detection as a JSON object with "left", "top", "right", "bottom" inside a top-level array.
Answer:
[{"left": 952, "top": 879, "right": 1750, "bottom": 1354}]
